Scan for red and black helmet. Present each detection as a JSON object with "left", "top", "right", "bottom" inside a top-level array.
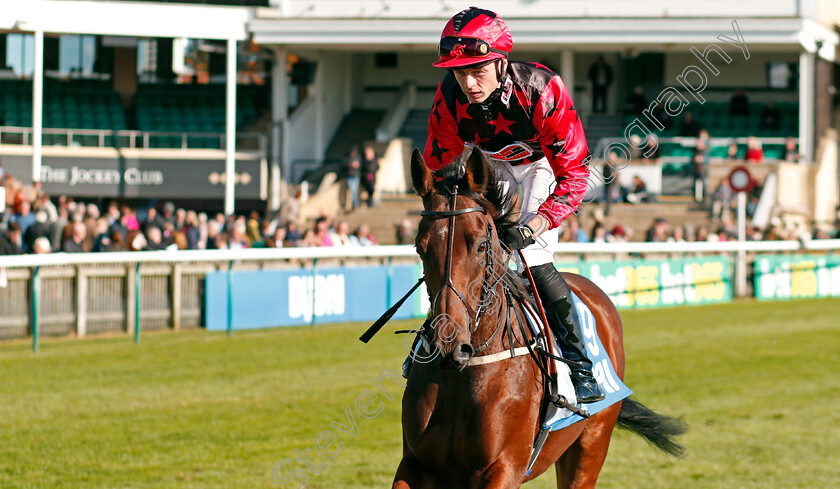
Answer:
[{"left": 433, "top": 7, "right": 512, "bottom": 68}]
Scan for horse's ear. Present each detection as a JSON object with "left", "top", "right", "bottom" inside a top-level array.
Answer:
[
  {"left": 465, "top": 146, "right": 488, "bottom": 192},
  {"left": 411, "top": 148, "right": 434, "bottom": 197}
]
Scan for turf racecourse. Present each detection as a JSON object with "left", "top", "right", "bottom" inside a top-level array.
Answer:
[{"left": 1, "top": 299, "right": 838, "bottom": 489}]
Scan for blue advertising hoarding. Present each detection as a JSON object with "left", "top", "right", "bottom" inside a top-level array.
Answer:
[
  {"left": 205, "top": 264, "right": 426, "bottom": 330},
  {"left": 204, "top": 255, "right": 732, "bottom": 330}
]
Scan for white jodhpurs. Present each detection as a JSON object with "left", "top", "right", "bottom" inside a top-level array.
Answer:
[{"left": 504, "top": 158, "right": 559, "bottom": 268}]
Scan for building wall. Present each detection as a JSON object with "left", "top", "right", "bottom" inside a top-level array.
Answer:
[
  {"left": 358, "top": 52, "right": 438, "bottom": 109},
  {"left": 319, "top": 51, "right": 351, "bottom": 147},
  {"left": 815, "top": 57, "right": 834, "bottom": 139},
  {"left": 664, "top": 51, "right": 800, "bottom": 104},
  {"left": 818, "top": 0, "right": 840, "bottom": 25},
  {"left": 285, "top": 51, "right": 352, "bottom": 165},
  {"left": 287, "top": 97, "right": 318, "bottom": 166}
]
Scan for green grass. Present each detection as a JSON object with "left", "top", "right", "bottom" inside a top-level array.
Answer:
[{"left": 1, "top": 298, "right": 839, "bottom": 489}]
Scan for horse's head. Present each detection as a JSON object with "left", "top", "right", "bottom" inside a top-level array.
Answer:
[{"left": 411, "top": 146, "right": 512, "bottom": 370}]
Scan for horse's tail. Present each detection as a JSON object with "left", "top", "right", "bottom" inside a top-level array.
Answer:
[{"left": 617, "top": 397, "right": 687, "bottom": 456}]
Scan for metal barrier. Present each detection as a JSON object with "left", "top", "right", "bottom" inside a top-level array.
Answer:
[
  {"left": 1, "top": 240, "right": 838, "bottom": 350},
  {"left": 592, "top": 136, "right": 800, "bottom": 165},
  {"left": 0, "top": 125, "right": 265, "bottom": 151}
]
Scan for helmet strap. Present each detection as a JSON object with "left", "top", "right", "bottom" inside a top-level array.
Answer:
[
  {"left": 478, "top": 59, "right": 508, "bottom": 109},
  {"left": 495, "top": 58, "right": 506, "bottom": 84}
]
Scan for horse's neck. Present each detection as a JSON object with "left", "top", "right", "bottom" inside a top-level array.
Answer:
[{"left": 473, "top": 287, "right": 530, "bottom": 354}]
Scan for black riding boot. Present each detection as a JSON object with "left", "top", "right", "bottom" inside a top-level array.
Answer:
[
  {"left": 530, "top": 263, "right": 605, "bottom": 403},
  {"left": 402, "top": 342, "right": 416, "bottom": 379},
  {"left": 402, "top": 324, "right": 427, "bottom": 379},
  {"left": 402, "top": 353, "right": 413, "bottom": 380}
]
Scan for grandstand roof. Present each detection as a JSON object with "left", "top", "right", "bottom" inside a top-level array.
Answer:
[
  {"left": 249, "top": 0, "right": 838, "bottom": 60},
  {"left": 0, "top": 0, "right": 251, "bottom": 40}
]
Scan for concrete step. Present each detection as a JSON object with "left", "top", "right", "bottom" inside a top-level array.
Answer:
[
  {"left": 336, "top": 195, "right": 423, "bottom": 245},
  {"left": 331, "top": 193, "right": 716, "bottom": 245},
  {"left": 585, "top": 114, "right": 626, "bottom": 152},
  {"left": 325, "top": 109, "right": 386, "bottom": 161},
  {"left": 399, "top": 109, "right": 429, "bottom": 152}
]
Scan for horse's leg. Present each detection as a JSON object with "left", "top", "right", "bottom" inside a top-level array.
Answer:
[
  {"left": 472, "top": 461, "right": 521, "bottom": 489},
  {"left": 553, "top": 402, "right": 622, "bottom": 489},
  {"left": 392, "top": 454, "right": 434, "bottom": 489}
]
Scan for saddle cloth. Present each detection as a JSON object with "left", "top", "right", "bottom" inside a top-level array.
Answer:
[{"left": 524, "top": 291, "right": 633, "bottom": 431}]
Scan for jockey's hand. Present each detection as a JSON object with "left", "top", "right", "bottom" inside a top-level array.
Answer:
[{"left": 502, "top": 225, "right": 536, "bottom": 250}]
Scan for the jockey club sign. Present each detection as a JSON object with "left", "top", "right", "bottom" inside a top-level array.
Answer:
[
  {"left": 1, "top": 153, "right": 264, "bottom": 199},
  {"left": 40, "top": 165, "right": 163, "bottom": 187}
]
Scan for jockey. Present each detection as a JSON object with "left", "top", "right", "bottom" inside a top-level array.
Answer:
[{"left": 416, "top": 7, "right": 604, "bottom": 403}]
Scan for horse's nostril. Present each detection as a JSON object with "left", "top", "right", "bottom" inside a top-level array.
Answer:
[
  {"left": 454, "top": 343, "right": 473, "bottom": 363},
  {"left": 440, "top": 343, "right": 473, "bottom": 369}
]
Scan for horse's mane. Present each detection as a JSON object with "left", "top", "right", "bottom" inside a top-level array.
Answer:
[
  {"left": 432, "top": 148, "right": 518, "bottom": 232},
  {"left": 432, "top": 149, "right": 535, "bottom": 306}
]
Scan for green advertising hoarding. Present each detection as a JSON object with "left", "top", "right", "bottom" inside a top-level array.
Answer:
[
  {"left": 554, "top": 256, "right": 732, "bottom": 309},
  {"left": 754, "top": 254, "right": 840, "bottom": 300},
  {"left": 406, "top": 256, "right": 732, "bottom": 317}
]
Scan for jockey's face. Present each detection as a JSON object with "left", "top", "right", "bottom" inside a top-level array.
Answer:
[{"left": 452, "top": 61, "right": 502, "bottom": 104}]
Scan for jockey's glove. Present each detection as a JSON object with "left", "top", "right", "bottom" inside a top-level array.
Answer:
[{"left": 502, "top": 224, "right": 536, "bottom": 250}]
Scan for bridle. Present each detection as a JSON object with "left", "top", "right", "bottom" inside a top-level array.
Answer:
[
  {"left": 360, "top": 159, "right": 542, "bottom": 368},
  {"left": 419, "top": 181, "right": 508, "bottom": 355}
]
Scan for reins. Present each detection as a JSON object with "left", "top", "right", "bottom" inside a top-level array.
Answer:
[{"left": 361, "top": 179, "right": 547, "bottom": 371}]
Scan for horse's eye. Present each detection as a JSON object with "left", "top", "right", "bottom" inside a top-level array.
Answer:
[{"left": 477, "top": 241, "right": 489, "bottom": 252}]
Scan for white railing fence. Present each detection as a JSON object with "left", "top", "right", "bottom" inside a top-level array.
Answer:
[
  {"left": 1, "top": 239, "right": 838, "bottom": 350},
  {"left": 0, "top": 126, "right": 266, "bottom": 151}
]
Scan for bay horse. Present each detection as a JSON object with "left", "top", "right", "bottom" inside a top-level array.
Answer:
[{"left": 393, "top": 147, "right": 685, "bottom": 489}]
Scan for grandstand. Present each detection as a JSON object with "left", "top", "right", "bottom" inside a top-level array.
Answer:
[
  {"left": 0, "top": 79, "right": 125, "bottom": 132},
  {"left": 0, "top": 77, "right": 268, "bottom": 148},
  {"left": 133, "top": 83, "right": 269, "bottom": 148}
]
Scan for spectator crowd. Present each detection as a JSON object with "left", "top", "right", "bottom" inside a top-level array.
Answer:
[
  {"left": 554, "top": 203, "right": 840, "bottom": 245},
  {"left": 554, "top": 213, "right": 839, "bottom": 245},
  {"left": 0, "top": 171, "right": 378, "bottom": 256}
]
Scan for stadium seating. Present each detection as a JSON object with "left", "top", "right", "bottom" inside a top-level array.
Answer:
[
  {"left": 132, "top": 83, "right": 269, "bottom": 148},
  {"left": 0, "top": 79, "right": 127, "bottom": 140},
  {"left": 0, "top": 79, "right": 268, "bottom": 149},
  {"left": 623, "top": 101, "right": 798, "bottom": 163},
  {"left": 625, "top": 101, "right": 798, "bottom": 137}
]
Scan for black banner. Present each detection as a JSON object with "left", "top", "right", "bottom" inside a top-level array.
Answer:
[{"left": 1, "top": 153, "right": 264, "bottom": 199}]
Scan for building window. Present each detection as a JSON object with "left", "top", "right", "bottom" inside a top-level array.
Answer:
[
  {"left": 6, "top": 34, "right": 34, "bottom": 77},
  {"left": 137, "top": 38, "right": 158, "bottom": 78},
  {"left": 59, "top": 35, "right": 97, "bottom": 76},
  {"left": 767, "top": 61, "right": 797, "bottom": 90}
]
